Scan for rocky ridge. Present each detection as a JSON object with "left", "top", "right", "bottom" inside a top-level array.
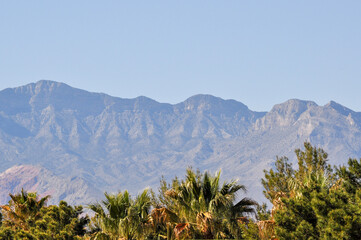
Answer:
[{"left": 0, "top": 80, "right": 360, "bottom": 204}]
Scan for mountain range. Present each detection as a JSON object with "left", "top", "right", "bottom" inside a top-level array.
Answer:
[{"left": 0, "top": 80, "right": 360, "bottom": 205}]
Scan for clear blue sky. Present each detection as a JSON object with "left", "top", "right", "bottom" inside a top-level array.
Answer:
[{"left": 1, "top": 1, "right": 360, "bottom": 111}]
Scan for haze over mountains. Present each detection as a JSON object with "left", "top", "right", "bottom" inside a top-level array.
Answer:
[{"left": 0, "top": 80, "right": 360, "bottom": 205}]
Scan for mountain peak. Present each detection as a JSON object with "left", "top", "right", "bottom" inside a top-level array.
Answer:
[
  {"left": 255, "top": 99, "right": 318, "bottom": 129},
  {"left": 33, "top": 79, "right": 69, "bottom": 90},
  {"left": 271, "top": 99, "right": 317, "bottom": 110},
  {"left": 0, "top": 80, "right": 109, "bottom": 115},
  {"left": 270, "top": 99, "right": 317, "bottom": 116},
  {"left": 12, "top": 80, "right": 70, "bottom": 94},
  {"left": 178, "top": 94, "right": 250, "bottom": 114},
  {"left": 1, "top": 165, "right": 41, "bottom": 177},
  {"left": 184, "top": 94, "right": 224, "bottom": 102},
  {"left": 324, "top": 100, "right": 354, "bottom": 116},
  {"left": 35, "top": 79, "right": 65, "bottom": 86}
]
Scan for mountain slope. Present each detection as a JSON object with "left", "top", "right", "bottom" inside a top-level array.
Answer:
[
  {"left": 0, "top": 80, "right": 360, "bottom": 204},
  {"left": 0, "top": 165, "right": 101, "bottom": 205}
]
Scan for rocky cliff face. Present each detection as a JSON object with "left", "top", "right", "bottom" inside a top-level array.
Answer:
[{"left": 0, "top": 80, "right": 360, "bottom": 204}]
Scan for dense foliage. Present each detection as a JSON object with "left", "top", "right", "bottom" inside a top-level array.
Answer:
[
  {"left": 0, "top": 189, "right": 89, "bottom": 239},
  {"left": 88, "top": 189, "right": 151, "bottom": 240},
  {"left": 1, "top": 142, "right": 361, "bottom": 239},
  {"left": 86, "top": 169, "right": 257, "bottom": 239},
  {"left": 152, "top": 169, "right": 257, "bottom": 239},
  {"left": 261, "top": 142, "right": 361, "bottom": 240}
]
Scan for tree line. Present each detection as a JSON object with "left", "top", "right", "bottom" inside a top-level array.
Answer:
[{"left": 0, "top": 142, "right": 360, "bottom": 239}]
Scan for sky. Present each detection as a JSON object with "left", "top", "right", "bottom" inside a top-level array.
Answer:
[{"left": 0, "top": 1, "right": 360, "bottom": 111}]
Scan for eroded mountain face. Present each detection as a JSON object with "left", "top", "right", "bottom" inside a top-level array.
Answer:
[{"left": 0, "top": 80, "right": 360, "bottom": 204}]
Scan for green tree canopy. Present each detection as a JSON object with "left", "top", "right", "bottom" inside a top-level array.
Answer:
[
  {"left": 262, "top": 142, "right": 361, "bottom": 240},
  {"left": 0, "top": 190, "right": 89, "bottom": 240},
  {"left": 88, "top": 189, "right": 151, "bottom": 240}
]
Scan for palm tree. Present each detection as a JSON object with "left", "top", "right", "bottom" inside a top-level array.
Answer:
[
  {"left": 88, "top": 189, "right": 151, "bottom": 240},
  {"left": 161, "top": 168, "right": 257, "bottom": 239},
  {"left": 225, "top": 196, "right": 258, "bottom": 239},
  {"left": 1, "top": 188, "right": 50, "bottom": 230},
  {"left": 148, "top": 207, "right": 179, "bottom": 239}
]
